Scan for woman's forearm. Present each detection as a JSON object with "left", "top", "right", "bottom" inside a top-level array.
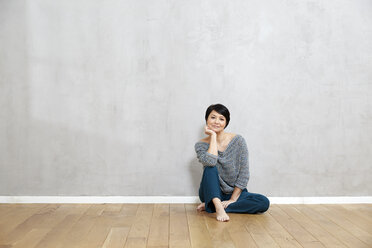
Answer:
[
  {"left": 208, "top": 134, "right": 218, "bottom": 156},
  {"left": 230, "top": 187, "right": 242, "bottom": 201},
  {"left": 207, "top": 133, "right": 218, "bottom": 156}
]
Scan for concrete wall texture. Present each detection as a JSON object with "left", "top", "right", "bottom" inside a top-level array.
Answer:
[{"left": 1, "top": 0, "right": 371, "bottom": 197}]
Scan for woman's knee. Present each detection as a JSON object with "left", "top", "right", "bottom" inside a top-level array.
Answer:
[
  {"left": 203, "top": 166, "right": 218, "bottom": 176},
  {"left": 258, "top": 195, "right": 270, "bottom": 213}
]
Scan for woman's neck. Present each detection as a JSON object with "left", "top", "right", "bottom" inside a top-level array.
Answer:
[{"left": 215, "top": 131, "right": 228, "bottom": 143}]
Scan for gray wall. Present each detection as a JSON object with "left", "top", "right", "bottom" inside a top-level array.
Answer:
[{"left": 1, "top": 0, "right": 371, "bottom": 197}]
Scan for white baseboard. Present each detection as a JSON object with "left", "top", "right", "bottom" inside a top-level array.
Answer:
[
  {"left": 0, "top": 196, "right": 199, "bottom": 204},
  {"left": 0, "top": 196, "right": 371, "bottom": 204},
  {"left": 268, "top": 197, "right": 372, "bottom": 204}
]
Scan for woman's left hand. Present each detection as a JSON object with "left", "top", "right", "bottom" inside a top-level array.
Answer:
[{"left": 221, "top": 199, "right": 236, "bottom": 209}]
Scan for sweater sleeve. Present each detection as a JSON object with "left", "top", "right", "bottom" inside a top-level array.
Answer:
[
  {"left": 234, "top": 137, "right": 250, "bottom": 189},
  {"left": 194, "top": 142, "right": 218, "bottom": 167}
]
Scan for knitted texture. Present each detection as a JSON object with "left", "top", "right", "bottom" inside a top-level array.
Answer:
[{"left": 194, "top": 134, "right": 250, "bottom": 194}]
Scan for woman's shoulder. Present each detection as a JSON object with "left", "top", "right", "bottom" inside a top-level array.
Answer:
[
  {"left": 199, "top": 137, "right": 210, "bottom": 144},
  {"left": 228, "top": 134, "right": 246, "bottom": 148},
  {"left": 236, "top": 134, "right": 247, "bottom": 148},
  {"left": 195, "top": 138, "right": 209, "bottom": 149},
  {"left": 194, "top": 139, "right": 209, "bottom": 151}
]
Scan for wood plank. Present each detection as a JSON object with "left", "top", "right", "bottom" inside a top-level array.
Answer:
[
  {"left": 120, "top": 204, "right": 139, "bottom": 216},
  {"left": 243, "top": 212, "right": 280, "bottom": 247},
  {"left": 65, "top": 204, "right": 117, "bottom": 248},
  {"left": 311, "top": 204, "right": 372, "bottom": 247},
  {"left": 295, "top": 204, "right": 370, "bottom": 248},
  {"left": 3, "top": 204, "right": 74, "bottom": 245},
  {"left": 33, "top": 204, "right": 90, "bottom": 248},
  {"left": 102, "top": 227, "right": 130, "bottom": 248},
  {"left": 78, "top": 216, "right": 114, "bottom": 248},
  {"left": 227, "top": 214, "right": 258, "bottom": 248},
  {"left": 124, "top": 204, "right": 154, "bottom": 248},
  {"left": 79, "top": 205, "right": 136, "bottom": 248},
  {"left": 281, "top": 204, "right": 347, "bottom": 248},
  {"left": 102, "top": 204, "right": 123, "bottom": 215},
  {"left": 0, "top": 204, "right": 48, "bottom": 242},
  {"left": 1, "top": 203, "right": 372, "bottom": 247},
  {"left": 169, "top": 204, "right": 191, "bottom": 248},
  {"left": 347, "top": 204, "right": 372, "bottom": 215},
  {"left": 340, "top": 204, "right": 372, "bottom": 222},
  {"left": 0, "top": 204, "right": 47, "bottom": 226},
  {"left": 269, "top": 205, "right": 324, "bottom": 247},
  {"left": 0, "top": 204, "right": 17, "bottom": 220},
  {"left": 203, "top": 212, "right": 235, "bottom": 248},
  {"left": 185, "top": 204, "right": 213, "bottom": 248},
  {"left": 330, "top": 204, "right": 372, "bottom": 236},
  {"left": 255, "top": 209, "right": 302, "bottom": 248},
  {"left": 147, "top": 204, "right": 169, "bottom": 248},
  {"left": 85, "top": 204, "right": 107, "bottom": 216},
  {"left": 0, "top": 204, "right": 36, "bottom": 222},
  {"left": 12, "top": 228, "right": 50, "bottom": 248},
  {"left": 58, "top": 208, "right": 99, "bottom": 248}
]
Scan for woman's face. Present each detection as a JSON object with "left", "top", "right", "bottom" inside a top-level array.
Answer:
[{"left": 207, "top": 110, "right": 226, "bottom": 132}]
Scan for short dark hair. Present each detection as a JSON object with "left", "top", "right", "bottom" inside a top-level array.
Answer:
[{"left": 205, "top": 104, "right": 230, "bottom": 129}]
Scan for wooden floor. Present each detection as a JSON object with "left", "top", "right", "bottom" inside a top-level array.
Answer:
[{"left": 0, "top": 204, "right": 371, "bottom": 248}]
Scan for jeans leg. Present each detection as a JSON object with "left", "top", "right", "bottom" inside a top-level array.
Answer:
[
  {"left": 198, "top": 166, "right": 222, "bottom": 213},
  {"left": 225, "top": 189, "right": 270, "bottom": 214}
]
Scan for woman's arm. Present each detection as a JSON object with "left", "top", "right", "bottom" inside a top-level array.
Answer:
[
  {"left": 235, "top": 137, "right": 250, "bottom": 189},
  {"left": 222, "top": 137, "right": 249, "bottom": 209},
  {"left": 194, "top": 126, "right": 219, "bottom": 167},
  {"left": 221, "top": 187, "right": 242, "bottom": 208},
  {"left": 230, "top": 187, "right": 242, "bottom": 201},
  {"left": 195, "top": 143, "right": 218, "bottom": 167},
  {"left": 207, "top": 132, "right": 218, "bottom": 156}
]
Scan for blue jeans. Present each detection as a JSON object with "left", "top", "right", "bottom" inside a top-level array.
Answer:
[{"left": 199, "top": 166, "right": 270, "bottom": 213}]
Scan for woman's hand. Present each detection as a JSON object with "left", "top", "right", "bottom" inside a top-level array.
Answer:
[
  {"left": 221, "top": 199, "right": 236, "bottom": 209},
  {"left": 204, "top": 125, "right": 216, "bottom": 136}
]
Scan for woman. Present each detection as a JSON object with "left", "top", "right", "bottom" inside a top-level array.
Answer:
[{"left": 194, "top": 104, "right": 270, "bottom": 222}]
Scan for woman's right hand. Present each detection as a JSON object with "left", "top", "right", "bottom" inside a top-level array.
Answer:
[
  {"left": 204, "top": 125, "right": 216, "bottom": 136},
  {"left": 204, "top": 125, "right": 218, "bottom": 156}
]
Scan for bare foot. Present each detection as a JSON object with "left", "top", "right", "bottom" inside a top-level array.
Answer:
[
  {"left": 196, "top": 203, "right": 205, "bottom": 212},
  {"left": 216, "top": 206, "right": 230, "bottom": 222}
]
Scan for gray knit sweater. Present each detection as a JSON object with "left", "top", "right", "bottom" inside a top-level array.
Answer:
[{"left": 194, "top": 134, "right": 250, "bottom": 194}]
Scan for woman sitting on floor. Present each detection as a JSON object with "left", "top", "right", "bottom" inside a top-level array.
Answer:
[{"left": 195, "top": 103, "right": 270, "bottom": 222}]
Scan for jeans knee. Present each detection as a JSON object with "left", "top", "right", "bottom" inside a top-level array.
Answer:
[
  {"left": 203, "top": 166, "right": 218, "bottom": 175},
  {"left": 259, "top": 195, "right": 270, "bottom": 213}
]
